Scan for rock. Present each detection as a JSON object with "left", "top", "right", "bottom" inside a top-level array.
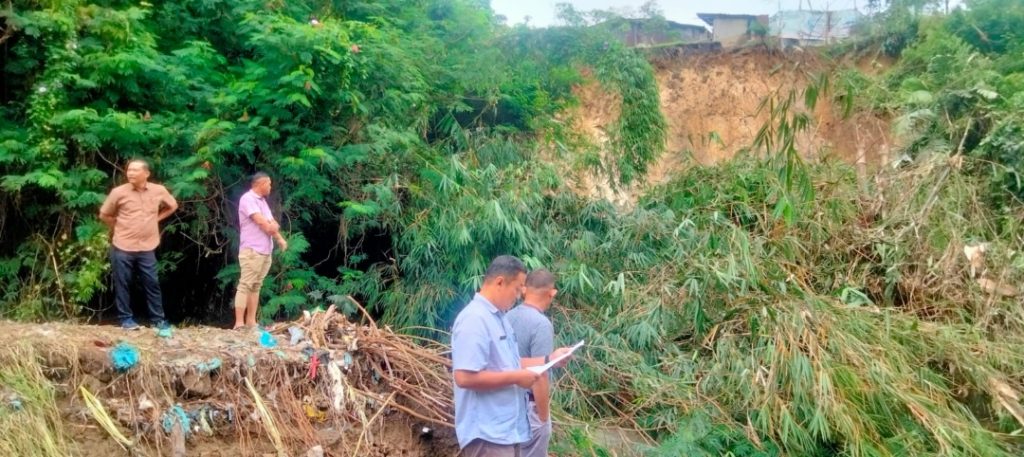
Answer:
[
  {"left": 80, "top": 374, "right": 105, "bottom": 395},
  {"left": 138, "top": 394, "right": 155, "bottom": 411},
  {"left": 169, "top": 421, "right": 186, "bottom": 457},
  {"left": 306, "top": 445, "right": 324, "bottom": 457},
  {"left": 978, "top": 278, "right": 1017, "bottom": 296},
  {"left": 78, "top": 347, "right": 113, "bottom": 382},
  {"left": 179, "top": 369, "right": 212, "bottom": 397},
  {"left": 963, "top": 243, "right": 988, "bottom": 278},
  {"left": 316, "top": 426, "right": 345, "bottom": 446}
]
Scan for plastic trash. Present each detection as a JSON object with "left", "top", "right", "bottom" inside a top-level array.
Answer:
[
  {"left": 195, "top": 357, "right": 222, "bottom": 374},
  {"left": 301, "top": 346, "right": 316, "bottom": 361},
  {"left": 308, "top": 354, "right": 321, "bottom": 379},
  {"left": 4, "top": 394, "right": 22, "bottom": 411},
  {"left": 258, "top": 329, "right": 278, "bottom": 348},
  {"left": 302, "top": 396, "right": 327, "bottom": 423},
  {"left": 193, "top": 406, "right": 214, "bottom": 436},
  {"left": 288, "top": 326, "right": 305, "bottom": 345},
  {"left": 156, "top": 326, "right": 173, "bottom": 339},
  {"left": 327, "top": 361, "right": 345, "bottom": 411},
  {"left": 161, "top": 404, "right": 191, "bottom": 436},
  {"left": 110, "top": 342, "right": 140, "bottom": 372}
]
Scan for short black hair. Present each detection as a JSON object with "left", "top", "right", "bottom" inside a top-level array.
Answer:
[
  {"left": 127, "top": 158, "right": 150, "bottom": 171},
  {"left": 251, "top": 171, "right": 271, "bottom": 186},
  {"left": 526, "top": 268, "right": 556, "bottom": 289},
  {"left": 483, "top": 255, "right": 526, "bottom": 283}
]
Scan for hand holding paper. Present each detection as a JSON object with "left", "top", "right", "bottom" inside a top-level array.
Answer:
[{"left": 527, "top": 340, "right": 584, "bottom": 374}]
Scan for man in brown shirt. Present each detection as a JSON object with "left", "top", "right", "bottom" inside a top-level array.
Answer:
[{"left": 99, "top": 159, "right": 178, "bottom": 330}]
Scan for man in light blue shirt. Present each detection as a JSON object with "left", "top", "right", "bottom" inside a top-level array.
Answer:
[{"left": 452, "top": 256, "right": 567, "bottom": 456}]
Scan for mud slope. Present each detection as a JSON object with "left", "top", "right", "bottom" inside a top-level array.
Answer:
[{"left": 571, "top": 49, "right": 893, "bottom": 189}]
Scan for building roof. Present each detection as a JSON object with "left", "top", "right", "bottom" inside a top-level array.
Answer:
[
  {"left": 770, "top": 9, "right": 863, "bottom": 41},
  {"left": 697, "top": 13, "right": 762, "bottom": 25},
  {"left": 665, "top": 20, "right": 711, "bottom": 32},
  {"left": 608, "top": 17, "right": 710, "bottom": 32}
]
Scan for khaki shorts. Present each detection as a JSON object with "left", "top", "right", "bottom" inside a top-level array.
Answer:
[{"left": 236, "top": 248, "right": 272, "bottom": 305}]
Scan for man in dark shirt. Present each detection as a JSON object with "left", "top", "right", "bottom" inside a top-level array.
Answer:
[{"left": 506, "top": 269, "right": 558, "bottom": 457}]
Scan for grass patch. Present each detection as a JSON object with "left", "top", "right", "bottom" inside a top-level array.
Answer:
[{"left": 0, "top": 345, "right": 71, "bottom": 456}]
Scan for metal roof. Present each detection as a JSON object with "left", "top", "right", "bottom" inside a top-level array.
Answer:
[
  {"left": 770, "top": 9, "right": 863, "bottom": 41},
  {"left": 696, "top": 13, "right": 762, "bottom": 24}
]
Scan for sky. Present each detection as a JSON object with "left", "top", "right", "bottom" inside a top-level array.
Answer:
[{"left": 489, "top": 0, "right": 960, "bottom": 27}]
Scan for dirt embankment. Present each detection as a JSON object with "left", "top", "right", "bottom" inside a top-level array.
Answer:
[
  {"left": 565, "top": 48, "right": 894, "bottom": 197},
  {"left": 0, "top": 308, "right": 457, "bottom": 457}
]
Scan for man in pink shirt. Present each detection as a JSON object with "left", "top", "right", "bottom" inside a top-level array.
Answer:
[
  {"left": 234, "top": 172, "right": 288, "bottom": 329},
  {"left": 99, "top": 159, "right": 178, "bottom": 330}
]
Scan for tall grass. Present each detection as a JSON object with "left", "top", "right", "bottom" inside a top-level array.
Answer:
[{"left": 0, "top": 346, "right": 71, "bottom": 456}]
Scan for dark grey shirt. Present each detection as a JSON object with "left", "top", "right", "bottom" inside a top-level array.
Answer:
[{"left": 506, "top": 303, "right": 554, "bottom": 361}]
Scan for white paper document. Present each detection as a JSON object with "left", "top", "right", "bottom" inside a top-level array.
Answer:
[{"left": 527, "top": 340, "right": 585, "bottom": 374}]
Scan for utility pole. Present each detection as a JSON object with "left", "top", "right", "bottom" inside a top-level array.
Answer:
[
  {"left": 826, "top": 9, "right": 832, "bottom": 43},
  {"left": 825, "top": 1, "right": 831, "bottom": 43}
]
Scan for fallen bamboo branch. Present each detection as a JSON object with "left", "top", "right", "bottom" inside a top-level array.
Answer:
[
  {"left": 80, "top": 386, "right": 135, "bottom": 452},
  {"left": 351, "top": 387, "right": 453, "bottom": 428},
  {"left": 352, "top": 391, "right": 397, "bottom": 457},
  {"left": 245, "top": 377, "right": 286, "bottom": 457}
]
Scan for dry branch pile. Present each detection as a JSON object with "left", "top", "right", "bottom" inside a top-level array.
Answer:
[{"left": 267, "top": 302, "right": 455, "bottom": 429}]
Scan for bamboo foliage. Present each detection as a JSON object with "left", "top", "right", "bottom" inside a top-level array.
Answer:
[{"left": 542, "top": 154, "right": 1024, "bottom": 456}]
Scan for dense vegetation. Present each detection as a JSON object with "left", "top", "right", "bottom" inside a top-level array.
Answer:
[
  {"left": 4, "top": 0, "right": 1024, "bottom": 455},
  {"left": 0, "top": 0, "right": 663, "bottom": 323}
]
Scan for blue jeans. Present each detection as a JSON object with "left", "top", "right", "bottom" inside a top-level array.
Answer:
[{"left": 110, "top": 248, "right": 166, "bottom": 323}]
